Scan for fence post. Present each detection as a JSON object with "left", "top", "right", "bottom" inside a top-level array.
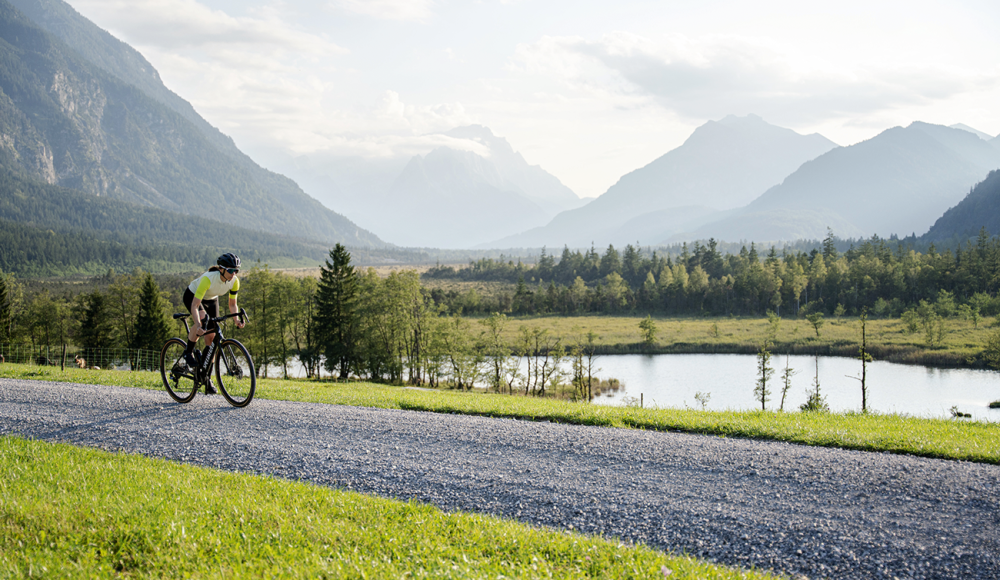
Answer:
[{"left": 61, "top": 344, "right": 66, "bottom": 371}]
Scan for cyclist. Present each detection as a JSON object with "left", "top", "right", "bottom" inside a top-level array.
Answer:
[{"left": 182, "top": 253, "right": 246, "bottom": 393}]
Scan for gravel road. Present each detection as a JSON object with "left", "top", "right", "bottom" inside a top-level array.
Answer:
[{"left": 1, "top": 378, "right": 997, "bottom": 579}]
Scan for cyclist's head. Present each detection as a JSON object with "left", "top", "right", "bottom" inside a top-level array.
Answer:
[{"left": 217, "top": 253, "right": 241, "bottom": 273}]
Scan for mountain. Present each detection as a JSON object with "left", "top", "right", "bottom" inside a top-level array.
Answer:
[
  {"left": 274, "top": 125, "right": 583, "bottom": 248},
  {"left": 0, "top": 166, "right": 333, "bottom": 276},
  {"left": 378, "top": 146, "right": 549, "bottom": 248},
  {"left": 949, "top": 123, "right": 995, "bottom": 141},
  {"left": 923, "top": 169, "right": 1000, "bottom": 241},
  {"left": 692, "top": 122, "right": 1000, "bottom": 242},
  {"left": 441, "top": 125, "right": 582, "bottom": 216},
  {"left": 0, "top": 0, "right": 382, "bottom": 247},
  {"left": 252, "top": 150, "right": 410, "bottom": 235},
  {"left": 489, "top": 114, "right": 838, "bottom": 248}
]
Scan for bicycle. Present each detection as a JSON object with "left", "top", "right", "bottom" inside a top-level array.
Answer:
[{"left": 159, "top": 309, "right": 256, "bottom": 407}]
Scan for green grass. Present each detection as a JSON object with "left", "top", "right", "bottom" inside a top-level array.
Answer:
[
  {"left": 0, "top": 436, "right": 778, "bottom": 579},
  {"left": 2, "top": 363, "right": 997, "bottom": 464},
  {"left": 478, "top": 314, "right": 997, "bottom": 367}
]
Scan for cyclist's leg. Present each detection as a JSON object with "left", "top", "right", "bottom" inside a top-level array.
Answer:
[
  {"left": 199, "top": 299, "right": 220, "bottom": 394},
  {"left": 200, "top": 298, "right": 219, "bottom": 359},
  {"left": 182, "top": 289, "right": 202, "bottom": 366}
]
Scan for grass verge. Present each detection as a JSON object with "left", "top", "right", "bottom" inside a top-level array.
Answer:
[
  {"left": 2, "top": 364, "right": 997, "bottom": 465},
  {"left": 0, "top": 435, "right": 778, "bottom": 579}
]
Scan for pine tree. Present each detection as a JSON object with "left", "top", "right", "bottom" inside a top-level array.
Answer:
[
  {"left": 77, "top": 291, "right": 115, "bottom": 359},
  {"left": 822, "top": 227, "right": 839, "bottom": 261},
  {"left": 132, "top": 273, "right": 171, "bottom": 354},
  {"left": 314, "top": 244, "right": 358, "bottom": 379}
]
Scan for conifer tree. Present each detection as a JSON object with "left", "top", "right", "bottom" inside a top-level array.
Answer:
[
  {"left": 77, "top": 291, "right": 115, "bottom": 357},
  {"left": 132, "top": 273, "right": 171, "bottom": 355},
  {"left": 314, "top": 244, "right": 358, "bottom": 379}
]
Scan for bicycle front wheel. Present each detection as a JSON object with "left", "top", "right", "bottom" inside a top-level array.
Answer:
[
  {"left": 160, "top": 338, "right": 197, "bottom": 403},
  {"left": 215, "top": 339, "right": 256, "bottom": 407}
]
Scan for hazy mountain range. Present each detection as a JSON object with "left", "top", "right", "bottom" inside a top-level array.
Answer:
[
  {"left": 685, "top": 121, "right": 1000, "bottom": 243},
  {"left": 1, "top": 0, "right": 999, "bottom": 267},
  {"left": 263, "top": 125, "right": 586, "bottom": 248},
  {"left": 490, "top": 114, "right": 840, "bottom": 248}
]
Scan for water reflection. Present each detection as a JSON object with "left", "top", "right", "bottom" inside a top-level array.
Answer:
[
  {"left": 591, "top": 354, "right": 1000, "bottom": 421},
  {"left": 266, "top": 353, "right": 1000, "bottom": 421}
]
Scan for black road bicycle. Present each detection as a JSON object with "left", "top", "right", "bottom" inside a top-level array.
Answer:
[{"left": 159, "top": 309, "right": 256, "bottom": 407}]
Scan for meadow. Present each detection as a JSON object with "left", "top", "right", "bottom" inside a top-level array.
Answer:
[{"left": 474, "top": 314, "right": 997, "bottom": 367}]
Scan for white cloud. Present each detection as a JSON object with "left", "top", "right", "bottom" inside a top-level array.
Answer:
[
  {"left": 329, "top": 0, "right": 434, "bottom": 21},
  {"left": 70, "top": 0, "right": 345, "bottom": 55},
  {"left": 510, "top": 32, "right": 1000, "bottom": 126}
]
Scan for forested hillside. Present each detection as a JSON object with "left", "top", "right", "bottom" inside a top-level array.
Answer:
[
  {"left": 924, "top": 170, "right": 1000, "bottom": 241},
  {"left": 0, "top": 0, "right": 382, "bottom": 247},
  {"left": 0, "top": 167, "right": 331, "bottom": 275}
]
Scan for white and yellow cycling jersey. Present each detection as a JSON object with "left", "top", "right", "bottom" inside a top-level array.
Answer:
[{"left": 187, "top": 270, "right": 240, "bottom": 302}]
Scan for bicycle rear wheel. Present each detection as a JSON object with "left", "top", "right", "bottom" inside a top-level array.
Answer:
[
  {"left": 215, "top": 339, "right": 256, "bottom": 407},
  {"left": 160, "top": 338, "right": 197, "bottom": 403}
]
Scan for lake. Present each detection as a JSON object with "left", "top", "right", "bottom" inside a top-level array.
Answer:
[
  {"left": 266, "top": 353, "right": 1000, "bottom": 421},
  {"left": 589, "top": 353, "right": 1000, "bottom": 421}
]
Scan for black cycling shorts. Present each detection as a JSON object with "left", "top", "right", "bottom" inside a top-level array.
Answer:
[{"left": 183, "top": 288, "right": 219, "bottom": 333}]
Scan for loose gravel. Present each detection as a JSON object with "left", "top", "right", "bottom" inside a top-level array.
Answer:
[{"left": 1, "top": 378, "right": 998, "bottom": 579}]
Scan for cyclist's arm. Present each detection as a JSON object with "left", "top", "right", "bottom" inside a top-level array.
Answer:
[
  {"left": 190, "top": 297, "right": 205, "bottom": 335},
  {"left": 229, "top": 278, "right": 244, "bottom": 328},
  {"left": 191, "top": 275, "right": 213, "bottom": 335}
]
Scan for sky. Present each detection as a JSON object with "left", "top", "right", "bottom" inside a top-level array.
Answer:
[{"left": 66, "top": 0, "right": 1000, "bottom": 198}]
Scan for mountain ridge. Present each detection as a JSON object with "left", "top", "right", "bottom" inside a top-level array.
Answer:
[
  {"left": 923, "top": 169, "right": 1000, "bottom": 241},
  {"left": 271, "top": 124, "right": 585, "bottom": 248},
  {"left": 488, "top": 114, "right": 839, "bottom": 248},
  {"left": 1, "top": 0, "right": 383, "bottom": 247},
  {"left": 690, "top": 122, "right": 1000, "bottom": 242}
]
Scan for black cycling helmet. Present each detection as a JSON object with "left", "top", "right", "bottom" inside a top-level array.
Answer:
[{"left": 217, "top": 253, "right": 241, "bottom": 270}]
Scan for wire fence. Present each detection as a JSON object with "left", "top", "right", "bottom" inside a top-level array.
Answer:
[{"left": 0, "top": 343, "right": 162, "bottom": 372}]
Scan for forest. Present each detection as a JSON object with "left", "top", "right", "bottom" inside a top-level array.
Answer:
[
  {"left": 423, "top": 230, "right": 1000, "bottom": 319},
  {"left": 3, "top": 234, "right": 1000, "bottom": 397}
]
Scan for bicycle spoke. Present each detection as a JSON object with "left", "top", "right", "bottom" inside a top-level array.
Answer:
[
  {"left": 215, "top": 340, "right": 255, "bottom": 407},
  {"left": 160, "top": 338, "right": 197, "bottom": 403}
]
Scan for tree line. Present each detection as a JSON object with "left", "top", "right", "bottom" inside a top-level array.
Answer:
[
  {"left": 423, "top": 229, "right": 1000, "bottom": 318},
  {"left": 0, "top": 247, "right": 607, "bottom": 398}
]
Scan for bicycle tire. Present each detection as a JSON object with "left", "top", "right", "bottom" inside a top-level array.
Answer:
[
  {"left": 160, "top": 338, "right": 197, "bottom": 403},
  {"left": 215, "top": 339, "right": 256, "bottom": 407}
]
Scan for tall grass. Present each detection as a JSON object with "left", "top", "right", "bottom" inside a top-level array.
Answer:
[{"left": 3, "top": 364, "right": 997, "bottom": 464}]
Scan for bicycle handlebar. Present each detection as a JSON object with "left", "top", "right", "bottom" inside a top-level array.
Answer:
[{"left": 173, "top": 308, "right": 249, "bottom": 325}]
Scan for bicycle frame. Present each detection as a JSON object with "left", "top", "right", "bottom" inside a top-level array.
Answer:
[{"left": 173, "top": 309, "right": 248, "bottom": 380}]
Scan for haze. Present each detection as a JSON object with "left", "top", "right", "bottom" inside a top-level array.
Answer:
[{"left": 67, "top": 0, "right": 1000, "bottom": 198}]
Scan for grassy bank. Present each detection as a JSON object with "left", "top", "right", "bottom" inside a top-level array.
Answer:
[
  {"left": 479, "top": 315, "right": 996, "bottom": 368},
  {"left": 2, "top": 364, "right": 997, "bottom": 464},
  {"left": 1, "top": 436, "right": 772, "bottom": 579}
]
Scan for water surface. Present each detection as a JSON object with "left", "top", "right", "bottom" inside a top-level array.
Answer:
[{"left": 590, "top": 353, "right": 1000, "bottom": 421}]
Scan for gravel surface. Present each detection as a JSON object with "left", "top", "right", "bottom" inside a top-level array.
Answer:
[{"left": 1, "top": 378, "right": 998, "bottom": 579}]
